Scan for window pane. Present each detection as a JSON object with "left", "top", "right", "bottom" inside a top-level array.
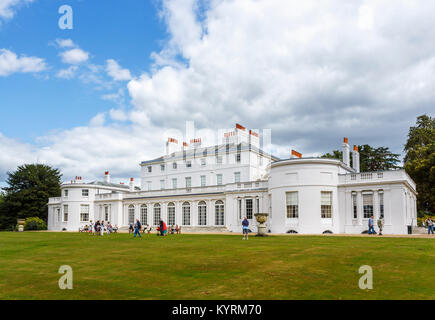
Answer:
[
  {"left": 182, "top": 202, "right": 191, "bottom": 225},
  {"left": 246, "top": 199, "right": 253, "bottom": 219},
  {"left": 286, "top": 192, "right": 298, "bottom": 218}
]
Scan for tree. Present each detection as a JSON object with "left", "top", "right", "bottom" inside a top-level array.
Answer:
[
  {"left": 321, "top": 145, "right": 401, "bottom": 171},
  {"left": 404, "top": 114, "right": 435, "bottom": 213},
  {"left": 0, "top": 164, "right": 62, "bottom": 230}
]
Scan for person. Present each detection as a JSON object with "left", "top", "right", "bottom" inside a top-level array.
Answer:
[
  {"left": 134, "top": 219, "right": 142, "bottom": 238},
  {"left": 100, "top": 220, "right": 105, "bottom": 236},
  {"left": 159, "top": 219, "right": 168, "bottom": 236},
  {"left": 242, "top": 217, "right": 249, "bottom": 240},
  {"left": 426, "top": 218, "right": 434, "bottom": 235},
  {"left": 88, "top": 220, "right": 94, "bottom": 235},
  {"left": 175, "top": 224, "right": 180, "bottom": 234},
  {"left": 171, "top": 225, "right": 176, "bottom": 234},
  {"left": 368, "top": 215, "right": 376, "bottom": 235},
  {"left": 107, "top": 222, "right": 113, "bottom": 234},
  {"left": 95, "top": 220, "right": 101, "bottom": 235},
  {"left": 377, "top": 215, "right": 385, "bottom": 236},
  {"left": 128, "top": 223, "right": 134, "bottom": 234}
]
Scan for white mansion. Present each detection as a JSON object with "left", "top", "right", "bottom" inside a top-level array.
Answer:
[{"left": 47, "top": 124, "right": 418, "bottom": 234}]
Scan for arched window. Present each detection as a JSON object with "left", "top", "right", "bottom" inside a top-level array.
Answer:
[
  {"left": 128, "top": 205, "right": 135, "bottom": 225},
  {"left": 168, "top": 202, "right": 175, "bottom": 226},
  {"left": 140, "top": 204, "right": 147, "bottom": 225},
  {"left": 153, "top": 203, "right": 161, "bottom": 226},
  {"left": 198, "top": 201, "right": 207, "bottom": 226},
  {"left": 182, "top": 202, "right": 190, "bottom": 226},
  {"left": 215, "top": 200, "right": 224, "bottom": 225}
]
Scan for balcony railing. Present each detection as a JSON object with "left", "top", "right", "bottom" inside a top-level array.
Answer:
[
  {"left": 48, "top": 197, "right": 61, "bottom": 204},
  {"left": 339, "top": 170, "right": 415, "bottom": 189}
]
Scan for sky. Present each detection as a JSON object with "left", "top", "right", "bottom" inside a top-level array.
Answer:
[{"left": 0, "top": 0, "right": 433, "bottom": 185}]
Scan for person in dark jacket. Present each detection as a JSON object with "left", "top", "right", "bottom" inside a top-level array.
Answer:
[
  {"left": 134, "top": 219, "right": 142, "bottom": 238},
  {"left": 242, "top": 217, "right": 249, "bottom": 240}
]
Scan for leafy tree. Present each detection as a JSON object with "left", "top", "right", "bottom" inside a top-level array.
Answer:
[
  {"left": 321, "top": 145, "right": 401, "bottom": 171},
  {"left": 404, "top": 115, "right": 435, "bottom": 213},
  {"left": 0, "top": 164, "right": 62, "bottom": 230}
]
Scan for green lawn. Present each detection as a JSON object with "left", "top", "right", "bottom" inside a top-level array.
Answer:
[{"left": 0, "top": 232, "right": 434, "bottom": 300}]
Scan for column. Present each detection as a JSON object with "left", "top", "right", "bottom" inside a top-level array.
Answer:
[{"left": 357, "top": 191, "right": 363, "bottom": 225}]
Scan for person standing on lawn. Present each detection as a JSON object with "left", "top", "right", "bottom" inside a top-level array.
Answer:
[
  {"left": 134, "top": 219, "right": 142, "bottom": 238},
  {"left": 377, "top": 215, "right": 384, "bottom": 236},
  {"left": 242, "top": 217, "right": 249, "bottom": 240},
  {"left": 368, "top": 215, "right": 376, "bottom": 235},
  {"left": 426, "top": 218, "right": 434, "bottom": 235}
]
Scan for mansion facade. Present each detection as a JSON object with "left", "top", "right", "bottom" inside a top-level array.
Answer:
[{"left": 47, "top": 124, "right": 418, "bottom": 235}]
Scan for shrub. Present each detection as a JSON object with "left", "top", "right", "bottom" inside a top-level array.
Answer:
[{"left": 24, "top": 217, "right": 47, "bottom": 231}]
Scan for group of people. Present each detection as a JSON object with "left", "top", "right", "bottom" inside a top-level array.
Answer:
[
  {"left": 423, "top": 217, "right": 434, "bottom": 235},
  {"left": 80, "top": 220, "right": 118, "bottom": 235},
  {"left": 130, "top": 219, "right": 182, "bottom": 238},
  {"left": 368, "top": 215, "right": 385, "bottom": 235}
]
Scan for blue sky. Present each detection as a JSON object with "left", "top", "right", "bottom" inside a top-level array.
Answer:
[
  {"left": 0, "top": 0, "right": 164, "bottom": 141},
  {"left": 0, "top": 0, "right": 433, "bottom": 185}
]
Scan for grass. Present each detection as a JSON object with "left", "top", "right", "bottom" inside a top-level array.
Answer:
[{"left": 0, "top": 232, "right": 434, "bottom": 300}]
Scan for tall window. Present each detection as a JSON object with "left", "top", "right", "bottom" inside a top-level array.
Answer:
[
  {"left": 246, "top": 199, "right": 253, "bottom": 219},
  {"left": 168, "top": 202, "right": 175, "bottom": 226},
  {"left": 216, "top": 156, "right": 223, "bottom": 164},
  {"left": 160, "top": 164, "right": 165, "bottom": 171},
  {"left": 104, "top": 206, "right": 110, "bottom": 221},
  {"left": 200, "top": 175, "right": 206, "bottom": 187},
  {"left": 352, "top": 192, "right": 357, "bottom": 219},
  {"left": 201, "top": 158, "right": 206, "bottom": 166},
  {"left": 160, "top": 180, "right": 165, "bottom": 190},
  {"left": 185, "top": 177, "right": 192, "bottom": 188},
  {"left": 379, "top": 191, "right": 384, "bottom": 216},
  {"left": 140, "top": 204, "right": 147, "bottom": 225},
  {"left": 238, "top": 198, "right": 242, "bottom": 219},
  {"left": 286, "top": 192, "right": 298, "bottom": 218},
  {"left": 63, "top": 205, "right": 69, "bottom": 222},
  {"left": 321, "top": 191, "right": 332, "bottom": 218},
  {"left": 172, "top": 178, "right": 177, "bottom": 189},
  {"left": 82, "top": 189, "right": 89, "bottom": 197},
  {"left": 80, "top": 205, "right": 89, "bottom": 222},
  {"left": 64, "top": 190, "right": 68, "bottom": 198},
  {"left": 182, "top": 202, "right": 191, "bottom": 225},
  {"left": 147, "top": 166, "right": 152, "bottom": 173},
  {"left": 215, "top": 200, "right": 224, "bottom": 225},
  {"left": 198, "top": 201, "right": 207, "bottom": 225},
  {"left": 186, "top": 160, "right": 192, "bottom": 168},
  {"left": 234, "top": 172, "right": 241, "bottom": 183},
  {"left": 236, "top": 153, "right": 241, "bottom": 163},
  {"left": 363, "top": 193, "right": 373, "bottom": 218},
  {"left": 57, "top": 208, "right": 61, "bottom": 222},
  {"left": 173, "top": 162, "right": 177, "bottom": 169},
  {"left": 216, "top": 174, "right": 223, "bottom": 185},
  {"left": 128, "top": 205, "right": 135, "bottom": 224},
  {"left": 153, "top": 203, "right": 161, "bottom": 226}
]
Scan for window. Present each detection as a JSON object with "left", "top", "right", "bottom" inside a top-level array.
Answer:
[
  {"left": 64, "top": 190, "right": 68, "bottom": 198},
  {"left": 363, "top": 193, "right": 373, "bottom": 218},
  {"left": 160, "top": 164, "right": 165, "bottom": 171},
  {"left": 63, "top": 205, "right": 68, "bottom": 222},
  {"left": 321, "top": 191, "right": 332, "bottom": 218},
  {"left": 128, "top": 205, "right": 135, "bottom": 225},
  {"left": 80, "top": 205, "right": 89, "bottom": 222},
  {"left": 286, "top": 192, "right": 298, "bottom": 218},
  {"left": 147, "top": 166, "right": 152, "bottom": 173},
  {"left": 200, "top": 175, "right": 206, "bottom": 187},
  {"left": 203, "top": 149, "right": 207, "bottom": 157},
  {"left": 57, "top": 208, "right": 61, "bottom": 222},
  {"left": 234, "top": 172, "right": 241, "bottom": 183},
  {"left": 246, "top": 199, "right": 253, "bottom": 219},
  {"left": 186, "top": 160, "right": 192, "bottom": 168},
  {"left": 185, "top": 177, "right": 192, "bottom": 188},
  {"left": 82, "top": 189, "right": 89, "bottom": 197},
  {"left": 182, "top": 202, "right": 191, "bottom": 225},
  {"left": 168, "top": 202, "right": 175, "bottom": 226},
  {"left": 379, "top": 191, "right": 384, "bottom": 216},
  {"left": 216, "top": 174, "right": 223, "bottom": 185},
  {"left": 104, "top": 206, "right": 110, "bottom": 221},
  {"left": 140, "top": 205, "right": 147, "bottom": 225},
  {"left": 215, "top": 200, "right": 224, "bottom": 225},
  {"left": 147, "top": 181, "right": 152, "bottom": 191},
  {"left": 238, "top": 198, "right": 242, "bottom": 220},
  {"left": 352, "top": 192, "right": 357, "bottom": 219},
  {"left": 198, "top": 201, "right": 207, "bottom": 225},
  {"left": 216, "top": 156, "right": 223, "bottom": 164},
  {"left": 172, "top": 178, "right": 177, "bottom": 189},
  {"left": 236, "top": 153, "right": 241, "bottom": 163},
  {"left": 173, "top": 162, "right": 177, "bottom": 169},
  {"left": 153, "top": 204, "right": 161, "bottom": 226},
  {"left": 160, "top": 180, "right": 165, "bottom": 190}
]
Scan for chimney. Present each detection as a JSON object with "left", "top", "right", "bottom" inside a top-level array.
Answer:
[
  {"left": 166, "top": 137, "right": 178, "bottom": 155},
  {"left": 189, "top": 138, "right": 202, "bottom": 149},
  {"left": 75, "top": 176, "right": 82, "bottom": 183},
  {"left": 352, "top": 145, "right": 360, "bottom": 173},
  {"left": 104, "top": 171, "right": 110, "bottom": 183},
  {"left": 291, "top": 149, "right": 302, "bottom": 159},
  {"left": 249, "top": 130, "right": 260, "bottom": 148},
  {"left": 342, "top": 137, "right": 350, "bottom": 167},
  {"left": 129, "top": 178, "right": 135, "bottom": 192}
]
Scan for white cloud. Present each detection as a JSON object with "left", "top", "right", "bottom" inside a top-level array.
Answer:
[
  {"left": 60, "top": 48, "right": 89, "bottom": 65},
  {"left": 106, "top": 59, "right": 132, "bottom": 81},
  {"left": 56, "top": 65, "right": 78, "bottom": 79},
  {"left": 56, "top": 38, "right": 75, "bottom": 48},
  {"left": 89, "top": 113, "right": 106, "bottom": 127},
  {"left": 0, "top": 49, "right": 47, "bottom": 76},
  {"left": 0, "top": 0, "right": 33, "bottom": 21}
]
